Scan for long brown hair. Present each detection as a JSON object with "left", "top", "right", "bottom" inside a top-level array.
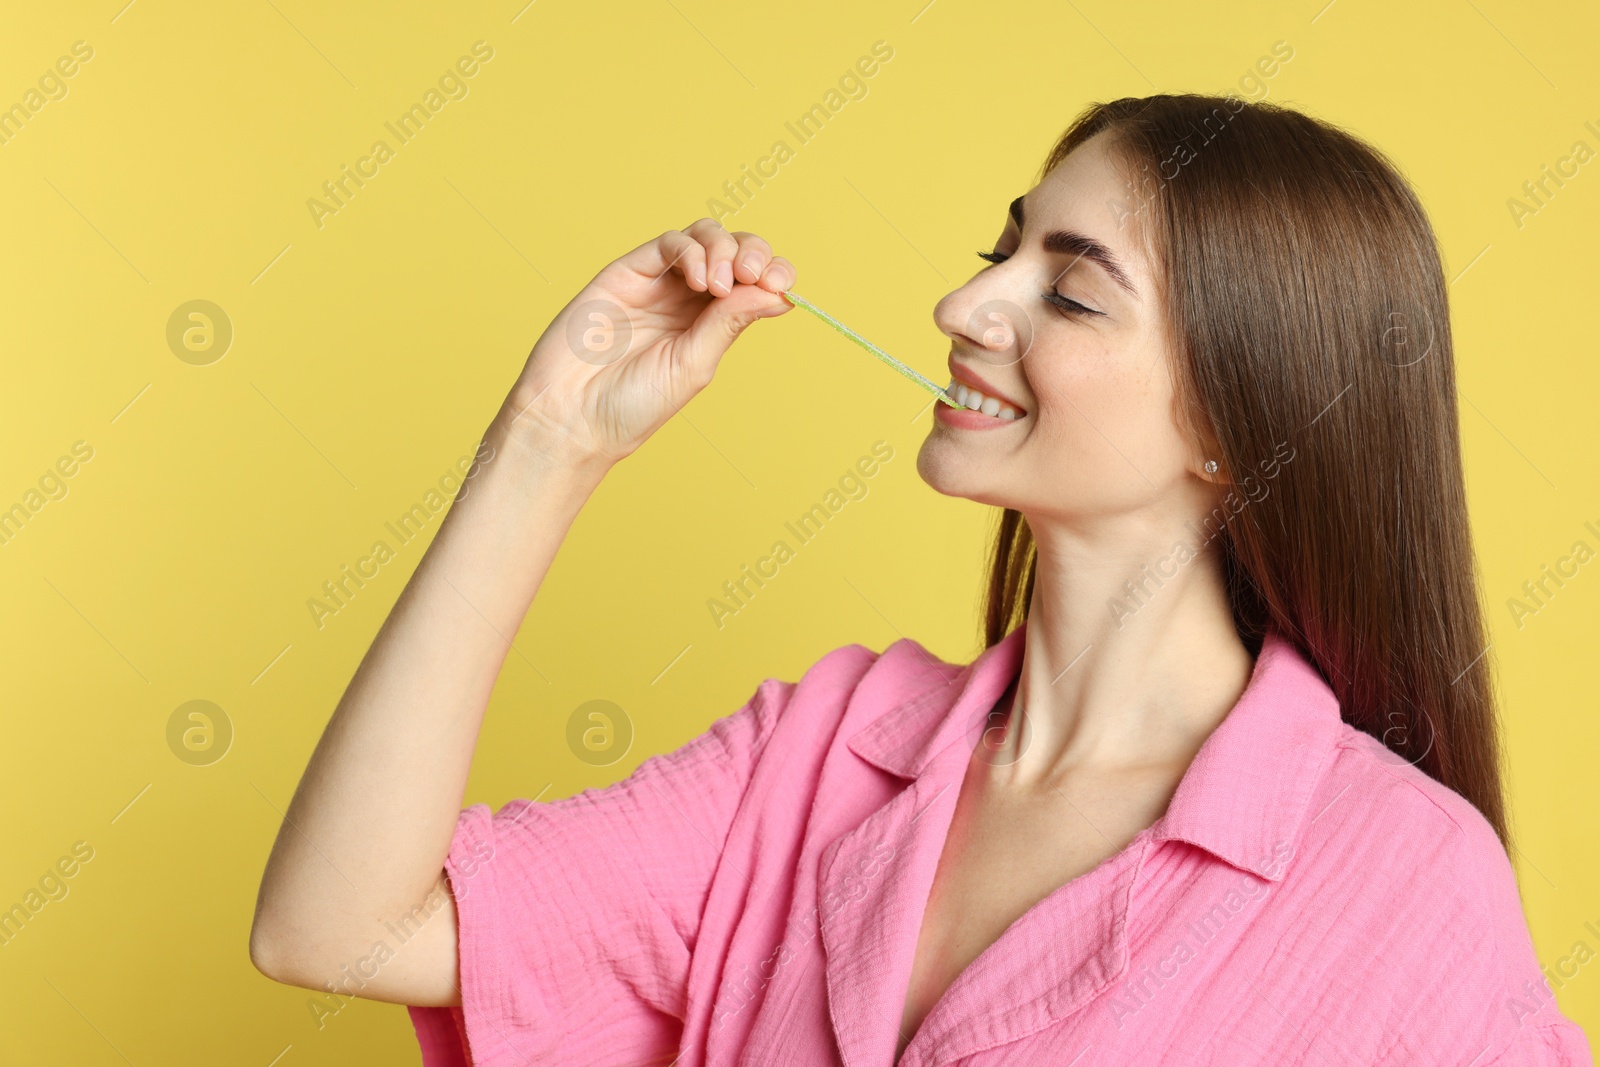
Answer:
[{"left": 982, "top": 93, "right": 1508, "bottom": 850}]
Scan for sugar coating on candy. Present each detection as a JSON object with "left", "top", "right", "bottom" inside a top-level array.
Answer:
[{"left": 780, "top": 291, "right": 961, "bottom": 407}]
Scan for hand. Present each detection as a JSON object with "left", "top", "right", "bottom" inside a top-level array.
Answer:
[{"left": 498, "top": 218, "right": 796, "bottom": 471}]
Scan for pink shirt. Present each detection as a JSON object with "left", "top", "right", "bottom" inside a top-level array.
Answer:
[{"left": 406, "top": 623, "right": 1593, "bottom": 1065}]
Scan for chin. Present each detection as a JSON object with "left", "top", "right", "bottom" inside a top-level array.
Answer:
[{"left": 915, "top": 435, "right": 1012, "bottom": 507}]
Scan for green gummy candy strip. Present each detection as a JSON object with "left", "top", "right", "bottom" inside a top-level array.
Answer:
[{"left": 780, "top": 290, "right": 961, "bottom": 407}]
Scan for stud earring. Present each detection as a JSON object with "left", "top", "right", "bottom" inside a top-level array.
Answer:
[{"left": 1203, "top": 460, "right": 1219, "bottom": 473}]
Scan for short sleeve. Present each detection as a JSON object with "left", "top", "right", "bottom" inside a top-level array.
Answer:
[{"left": 407, "top": 676, "right": 790, "bottom": 1067}]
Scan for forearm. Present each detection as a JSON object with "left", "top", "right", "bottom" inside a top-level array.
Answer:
[
  {"left": 249, "top": 218, "right": 796, "bottom": 999},
  {"left": 251, "top": 395, "right": 608, "bottom": 965}
]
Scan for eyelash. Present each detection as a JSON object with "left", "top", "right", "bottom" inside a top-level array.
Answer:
[{"left": 976, "top": 249, "right": 1102, "bottom": 317}]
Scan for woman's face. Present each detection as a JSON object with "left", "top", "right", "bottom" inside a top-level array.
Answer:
[{"left": 917, "top": 132, "right": 1216, "bottom": 524}]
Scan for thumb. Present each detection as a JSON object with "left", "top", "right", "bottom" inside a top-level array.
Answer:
[{"left": 687, "top": 284, "right": 790, "bottom": 357}]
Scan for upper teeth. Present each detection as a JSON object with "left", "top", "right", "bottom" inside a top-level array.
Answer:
[{"left": 946, "top": 379, "right": 1023, "bottom": 420}]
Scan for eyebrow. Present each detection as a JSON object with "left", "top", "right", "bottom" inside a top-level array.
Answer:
[{"left": 1009, "top": 194, "right": 1137, "bottom": 298}]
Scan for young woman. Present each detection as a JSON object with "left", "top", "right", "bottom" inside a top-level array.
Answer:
[{"left": 250, "top": 94, "right": 1593, "bottom": 1065}]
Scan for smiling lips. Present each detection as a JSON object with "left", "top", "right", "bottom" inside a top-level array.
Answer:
[{"left": 944, "top": 365, "right": 1026, "bottom": 420}]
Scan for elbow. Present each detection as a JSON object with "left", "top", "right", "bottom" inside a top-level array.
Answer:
[
  {"left": 249, "top": 919, "right": 287, "bottom": 983},
  {"left": 250, "top": 870, "right": 322, "bottom": 986},
  {"left": 249, "top": 910, "right": 317, "bottom": 988}
]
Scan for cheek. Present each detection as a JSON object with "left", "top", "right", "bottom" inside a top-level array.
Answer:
[{"left": 1030, "top": 350, "right": 1186, "bottom": 477}]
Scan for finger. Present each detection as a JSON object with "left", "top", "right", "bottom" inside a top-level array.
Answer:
[
  {"left": 685, "top": 218, "right": 740, "bottom": 297},
  {"left": 757, "top": 255, "right": 796, "bottom": 293},
  {"left": 727, "top": 232, "right": 773, "bottom": 285},
  {"left": 624, "top": 229, "right": 707, "bottom": 290},
  {"left": 658, "top": 230, "right": 708, "bottom": 291},
  {"left": 682, "top": 282, "right": 790, "bottom": 378}
]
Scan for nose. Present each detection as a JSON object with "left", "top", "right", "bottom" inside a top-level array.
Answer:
[{"left": 934, "top": 279, "right": 1035, "bottom": 368}]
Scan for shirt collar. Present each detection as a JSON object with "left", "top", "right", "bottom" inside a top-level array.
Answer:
[{"left": 844, "top": 618, "right": 1344, "bottom": 881}]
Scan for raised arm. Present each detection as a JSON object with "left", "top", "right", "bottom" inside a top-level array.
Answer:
[{"left": 247, "top": 220, "right": 796, "bottom": 1006}]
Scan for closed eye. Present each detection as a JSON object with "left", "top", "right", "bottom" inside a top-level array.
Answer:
[{"left": 976, "top": 249, "right": 1103, "bottom": 318}]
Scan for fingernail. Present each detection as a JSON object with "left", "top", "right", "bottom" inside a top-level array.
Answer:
[{"left": 715, "top": 261, "right": 733, "bottom": 293}]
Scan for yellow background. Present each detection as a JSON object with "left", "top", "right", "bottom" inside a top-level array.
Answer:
[{"left": 1, "top": 0, "right": 1595, "bottom": 1061}]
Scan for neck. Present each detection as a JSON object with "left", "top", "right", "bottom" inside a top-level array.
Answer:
[{"left": 991, "top": 514, "right": 1256, "bottom": 789}]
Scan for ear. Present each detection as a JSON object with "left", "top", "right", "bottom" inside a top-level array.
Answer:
[
  {"left": 1172, "top": 392, "right": 1226, "bottom": 485},
  {"left": 1188, "top": 427, "right": 1228, "bottom": 484}
]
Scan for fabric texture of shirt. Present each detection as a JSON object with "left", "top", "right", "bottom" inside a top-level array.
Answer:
[{"left": 406, "top": 621, "right": 1593, "bottom": 1066}]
